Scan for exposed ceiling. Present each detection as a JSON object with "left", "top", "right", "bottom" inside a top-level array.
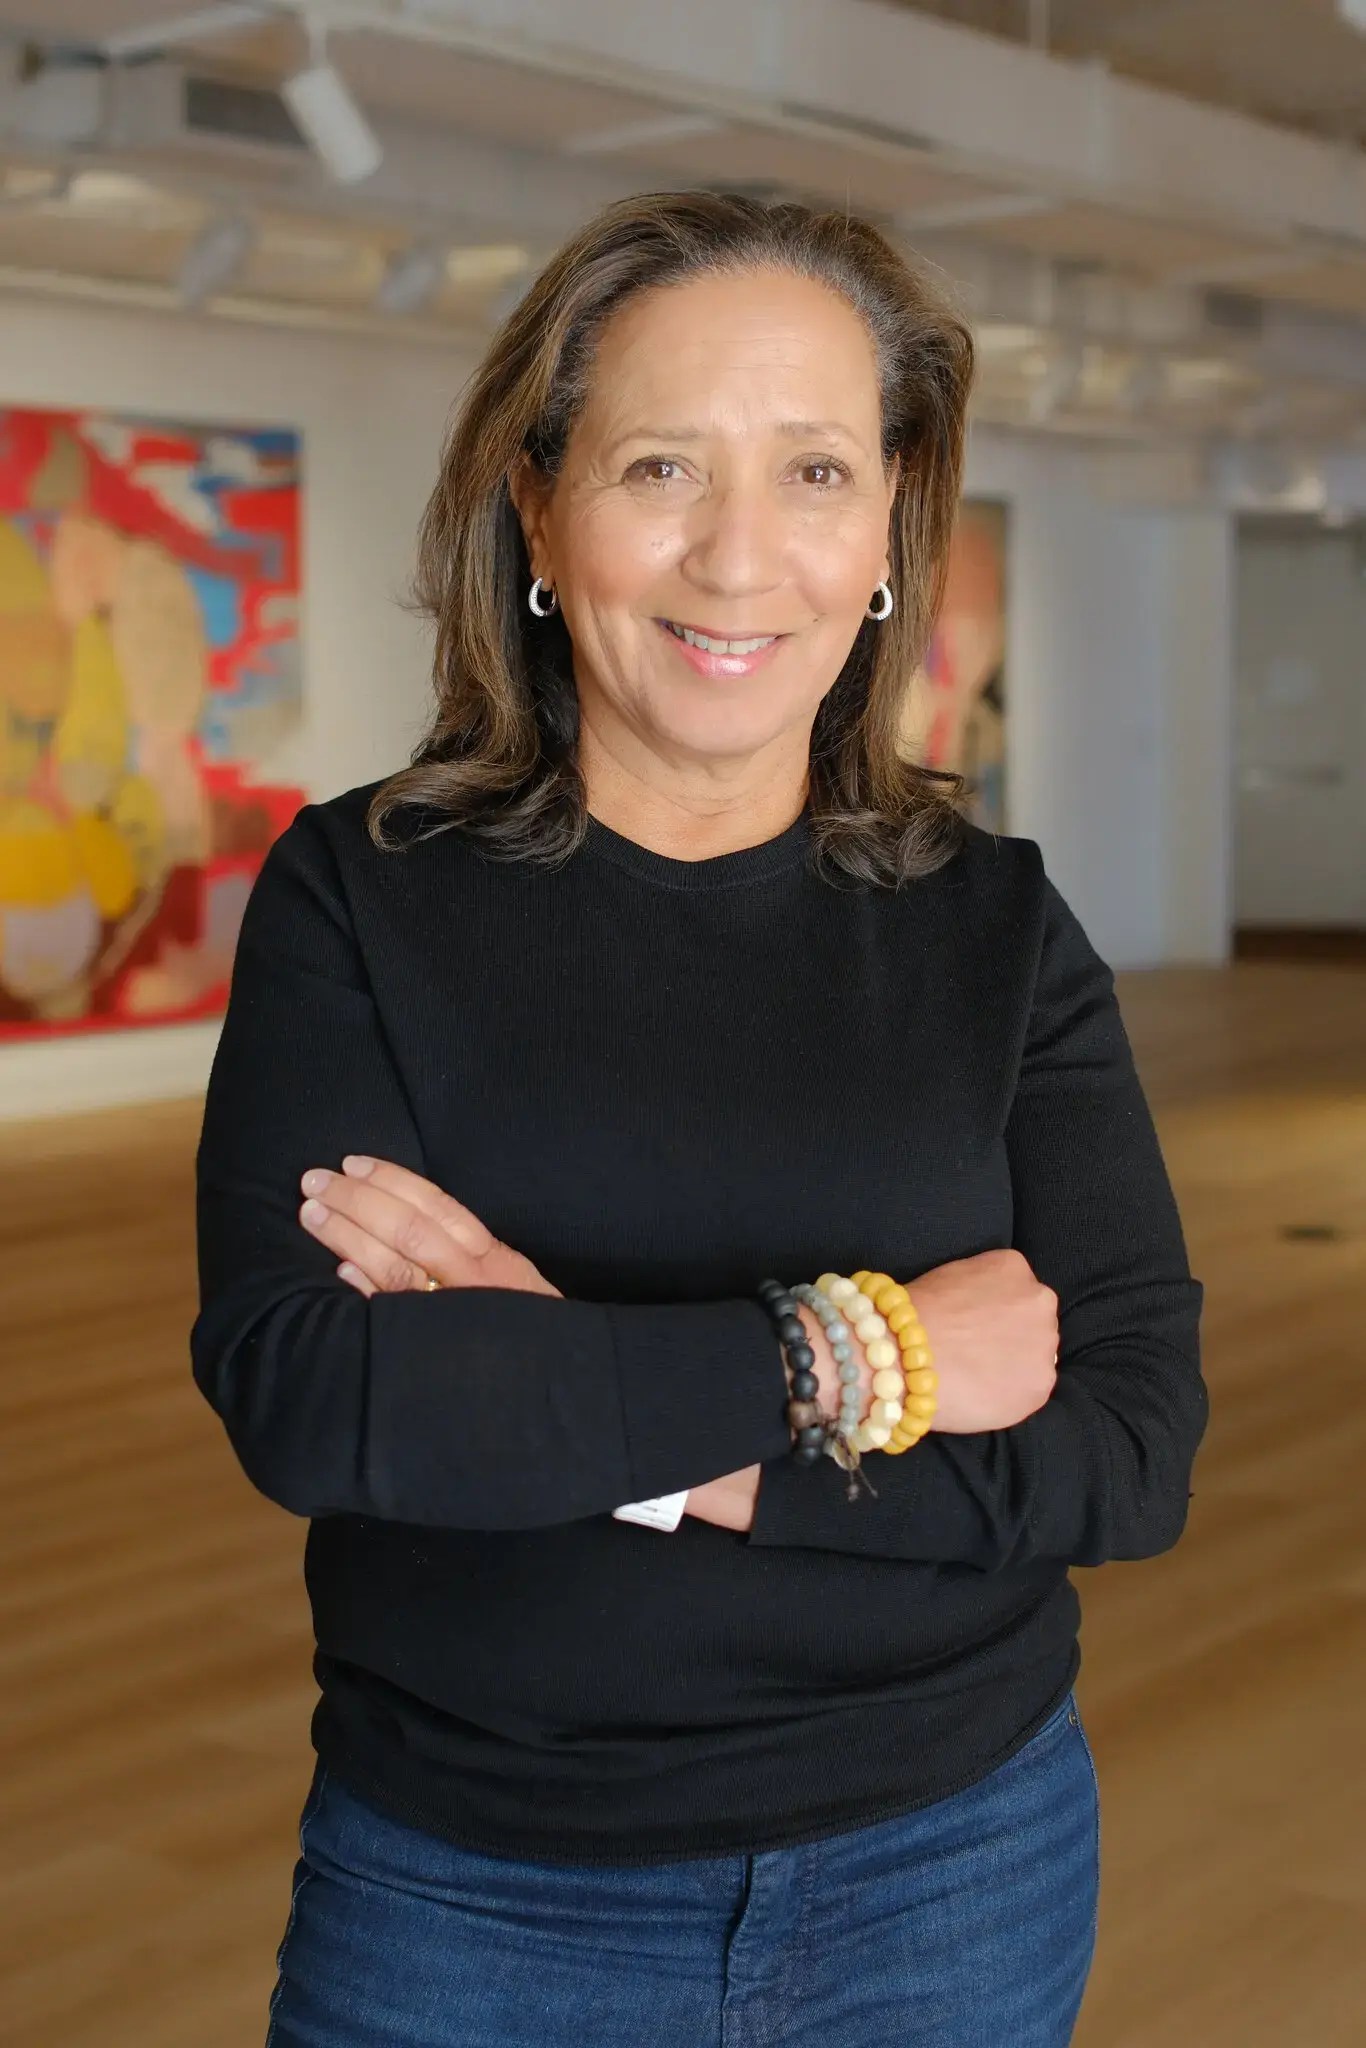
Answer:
[
  {"left": 888, "top": 0, "right": 1366, "bottom": 150},
  {"left": 0, "top": 0, "right": 1363, "bottom": 497}
]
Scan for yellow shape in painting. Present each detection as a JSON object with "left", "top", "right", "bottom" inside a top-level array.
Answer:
[
  {"left": 0, "top": 799, "right": 81, "bottom": 909},
  {"left": 54, "top": 615, "right": 130, "bottom": 810},
  {"left": 0, "top": 708, "right": 42, "bottom": 797},
  {"left": 109, "top": 771, "right": 168, "bottom": 890},
  {"left": 0, "top": 521, "right": 70, "bottom": 722},
  {"left": 70, "top": 810, "right": 139, "bottom": 920},
  {"left": 0, "top": 518, "right": 49, "bottom": 609}
]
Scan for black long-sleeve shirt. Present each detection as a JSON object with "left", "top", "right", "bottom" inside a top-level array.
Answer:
[{"left": 191, "top": 781, "right": 1207, "bottom": 1864}]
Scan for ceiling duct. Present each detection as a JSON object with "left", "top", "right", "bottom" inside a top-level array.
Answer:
[
  {"left": 182, "top": 74, "right": 307, "bottom": 154},
  {"left": 110, "top": 60, "right": 310, "bottom": 166},
  {"left": 1203, "top": 290, "right": 1266, "bottom": 337}
]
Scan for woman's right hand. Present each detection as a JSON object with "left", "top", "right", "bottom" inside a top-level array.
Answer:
[{"left": 799, "top": 1250, "right": 1058, "bottom": 1437}]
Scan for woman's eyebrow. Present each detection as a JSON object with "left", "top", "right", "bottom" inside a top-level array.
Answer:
[
  {"left": 603, "top": 419, "right": 868, "bottom": 457},
  {"left": 774, "top": 418, "right": 865, "bottom": 445}
]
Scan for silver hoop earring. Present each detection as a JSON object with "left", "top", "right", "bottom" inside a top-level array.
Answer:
[
  {"left": 528, "top": 576, "right": 558, "bottom": 618},
  {"left": 866, "top": 581, "right": 894, "bottom": 621}
]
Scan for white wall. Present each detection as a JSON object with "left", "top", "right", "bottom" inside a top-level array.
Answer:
[
  {"left": 1233, "top": 522, "right": 1366, "bottom": 928},
  {"left": 0, "top": 299, "right": 1235, "bottom": 1121},
  {"left": 0, "top": 292, "right": 469, "bottom": 1121},
  {"left": 1160, "top": 510, "right": 1236, "bottom": 964},
  {"left": 967, "top": 430, "right": 1234, "bottom": 971}
]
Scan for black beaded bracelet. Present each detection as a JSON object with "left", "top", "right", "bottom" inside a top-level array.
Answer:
[{"left": 757, "top": 1278, "right": 829, "bottom": 1466}]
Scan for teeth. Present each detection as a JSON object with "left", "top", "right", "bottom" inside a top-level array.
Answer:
[{"left": 666, "top": 621, "right": 776, "bottom": 655}]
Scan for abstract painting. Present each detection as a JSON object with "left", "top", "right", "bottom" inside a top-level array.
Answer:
[
  {"left": 903, "top": 498, "right": 1008, "bottom": 833},
  {"left": 0, "top": 405, "right": 303, "bottom": 1041}
]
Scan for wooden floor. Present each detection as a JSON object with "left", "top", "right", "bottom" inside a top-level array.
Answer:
[{"left": 2, "top": 959, "right": 1364, "bottom": 2046}]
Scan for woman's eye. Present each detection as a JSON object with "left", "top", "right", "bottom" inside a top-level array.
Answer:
[
  {"left": 795, "top": 458, "right": 850, "bottom": 489},
  {"left": 626, "top": 458, "right": 685, "bottom": 487}
]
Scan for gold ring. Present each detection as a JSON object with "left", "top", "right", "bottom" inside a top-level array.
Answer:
[{"left": 423, "top": 1275, "right": 441, "bottom": 1292}]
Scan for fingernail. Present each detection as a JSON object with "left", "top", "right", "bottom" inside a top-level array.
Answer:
[
  {"left": 301, "top": 1198, "right": 328, "bottom": 1225},
  {"left": 301, "top": 1169, "right": 332, "bottom": 1195},
  {"left": 338, "top": 1263, "right": 362, "bottom": 1285},
  {"left": 342, "top": 1155, "right": 375, "bottom": 1177}
]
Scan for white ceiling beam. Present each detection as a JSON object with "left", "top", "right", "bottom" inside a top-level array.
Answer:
[
  {"left": 315, "top": 0, "right": 1366, "bottom": 258},
  {"left": 897, "top": 193, "right": 1058, "bottom": 233},
  {"left": 100, "top": 5, "right": 287, "bottom": 61},
  {"left": 564, "top": 111, "right": 725, "bottom": 156},
  {"left": 1161, "top": 250, "right": 1339, "bottom": 291},
  {"left": 0, "top": 254, "right": 483, "bottom": 347}
]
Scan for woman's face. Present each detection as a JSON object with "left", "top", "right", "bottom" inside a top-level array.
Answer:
[{"left": 513, "top": 267, "right": 897, "bottom": 778}]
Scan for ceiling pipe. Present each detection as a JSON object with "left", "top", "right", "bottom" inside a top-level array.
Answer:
[{"left": 177, "top": 210, "right": 254, "bottom": 304}]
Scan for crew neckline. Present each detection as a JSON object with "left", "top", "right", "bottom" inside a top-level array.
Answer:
[{"left": 582, "top": 805, "right": 813, "bottom": 890}]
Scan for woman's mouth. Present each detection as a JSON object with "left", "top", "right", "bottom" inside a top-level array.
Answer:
[{"left": 656, "top": 617, "right": 786, "bottom": 677}]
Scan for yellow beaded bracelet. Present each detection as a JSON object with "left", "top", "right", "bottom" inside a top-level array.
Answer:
[{"left": 850, "top": 1271, "right": 938, "bottom": 1454}]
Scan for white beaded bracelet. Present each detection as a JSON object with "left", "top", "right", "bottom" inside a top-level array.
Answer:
[{"left": 817, "top": 1272, "right": 907, "bottom": 1455}]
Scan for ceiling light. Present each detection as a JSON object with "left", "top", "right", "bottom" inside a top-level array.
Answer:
[
  {"left": 444, "top": 245, "right": 531, "bottom": 287},
  {"left": 178, "top": 214, "right": 253, "bottom": 306},
  {"left": 0, "top": 166, "right": 71, "bottom": 210},
  {"left": 1117, "top": 354, "right": 1165, "bottom": 414},
  {"left": 281, "top": 23, "right": 382, "bottom": 185},
  {"left": 95, "top": 0, "right": 361, "bottom": 184},
  {"left": 259, "top": 223, "right": 358, "bottom": 265},
  {"left": 377, "top": 241, "right": 446, "bottom": 315},
  {"left": 1337, "top": 3, "right": 1366, "bottom": 34},
  {"left": 972, "top": 323, "right": 1047, "bottom": 356},
  {"left": 67, "top": 171, "right": 199, "bottom": 233},
  {"left": 1233, "top": 390, "right": 1289, "bottom": 439}
]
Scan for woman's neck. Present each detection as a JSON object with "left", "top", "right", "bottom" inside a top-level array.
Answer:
[
  {"left": 578, "top": 726, "right": 809, "bottom": 864},
  {"left": 582, "top": 770, "right": 808, "bottom": 863}
]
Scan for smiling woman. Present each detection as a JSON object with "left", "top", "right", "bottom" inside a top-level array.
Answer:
[
  {"left": 367, "top": 189, "right": 976, "bottom": 879},
  {"left": 508, "top": 266, "right": 901, "bottom": 768},
  {"left": 192, "top": 187, "right": 1206, "bottom": 2048}
]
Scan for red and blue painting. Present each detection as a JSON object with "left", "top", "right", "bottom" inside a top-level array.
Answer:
[{"left": 0, "top": 405, "right": 304, "bottom": 1041}]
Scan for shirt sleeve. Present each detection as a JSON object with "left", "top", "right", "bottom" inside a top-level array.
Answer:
[
  {"left": 191, "top": 807, "right": 792, "bottom": 1531},
  {"left": 748, "top": 867, "right": 1208, "bottom": 1571}
]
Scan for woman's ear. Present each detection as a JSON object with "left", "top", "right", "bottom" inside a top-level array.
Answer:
[{"left": 508, "top": 455, "right": 551, "bottom": 582}]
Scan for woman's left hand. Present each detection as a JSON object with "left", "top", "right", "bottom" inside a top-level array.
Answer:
[
  {"left": 299, "top": 1156, "right": 562, "bottom": 1298},
  {"left": 684, "top": 1466, "right": 762, "bottom": 1533}
]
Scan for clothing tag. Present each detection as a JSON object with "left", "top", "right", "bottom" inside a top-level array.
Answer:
[{"left": 611, "top": 1491, "right": 689, "bottom": 1533}]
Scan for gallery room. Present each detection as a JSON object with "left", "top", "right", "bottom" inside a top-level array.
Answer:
[{"left": 3, "top": 4, "right": 1364, "bottom": 2044}]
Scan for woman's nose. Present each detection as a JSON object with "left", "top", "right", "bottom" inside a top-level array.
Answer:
[{"left": 684, "top": 486, "right": 785, "bottom": 597}]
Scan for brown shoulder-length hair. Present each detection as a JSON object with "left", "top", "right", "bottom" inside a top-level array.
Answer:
[{"left": 368, "top": 189, "right": 978, "bottom": 887}]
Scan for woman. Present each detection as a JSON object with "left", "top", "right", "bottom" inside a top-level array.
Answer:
[{"left": 192, "top": 191, "right": 1207, "bottom": 2047}]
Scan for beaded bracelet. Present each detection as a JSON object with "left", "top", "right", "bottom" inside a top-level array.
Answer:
[
  {"left": 757, "top": 1272, "right": 939, "bottom": 1483},
  {"left": 756, "top": 1279, "right": 828, "bottom": 1467},
  {"left": 850, "top": 1270, "right": 938, "bottom": 1452},
  {"left": 759, "top": 1278, "right": 879, "bottom": 1499},
  {"left": 791, "top": 1282, "right": 864, "bottom": 1443},
  {"left": 816, "top": 1274, "right": 906, "bottom": 1455}
]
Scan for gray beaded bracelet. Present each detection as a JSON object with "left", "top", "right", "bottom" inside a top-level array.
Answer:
[
  {"left": 791, "top": 1281, "right": 878, "bottom": 1499},
  {"left": 791, "top": 1282, "right": 863, "bottom": 1432}
]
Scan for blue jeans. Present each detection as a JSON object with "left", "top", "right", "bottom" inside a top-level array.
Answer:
[{"left": 267, "top": 1690, "right": 1100, "bottom": 2047}]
